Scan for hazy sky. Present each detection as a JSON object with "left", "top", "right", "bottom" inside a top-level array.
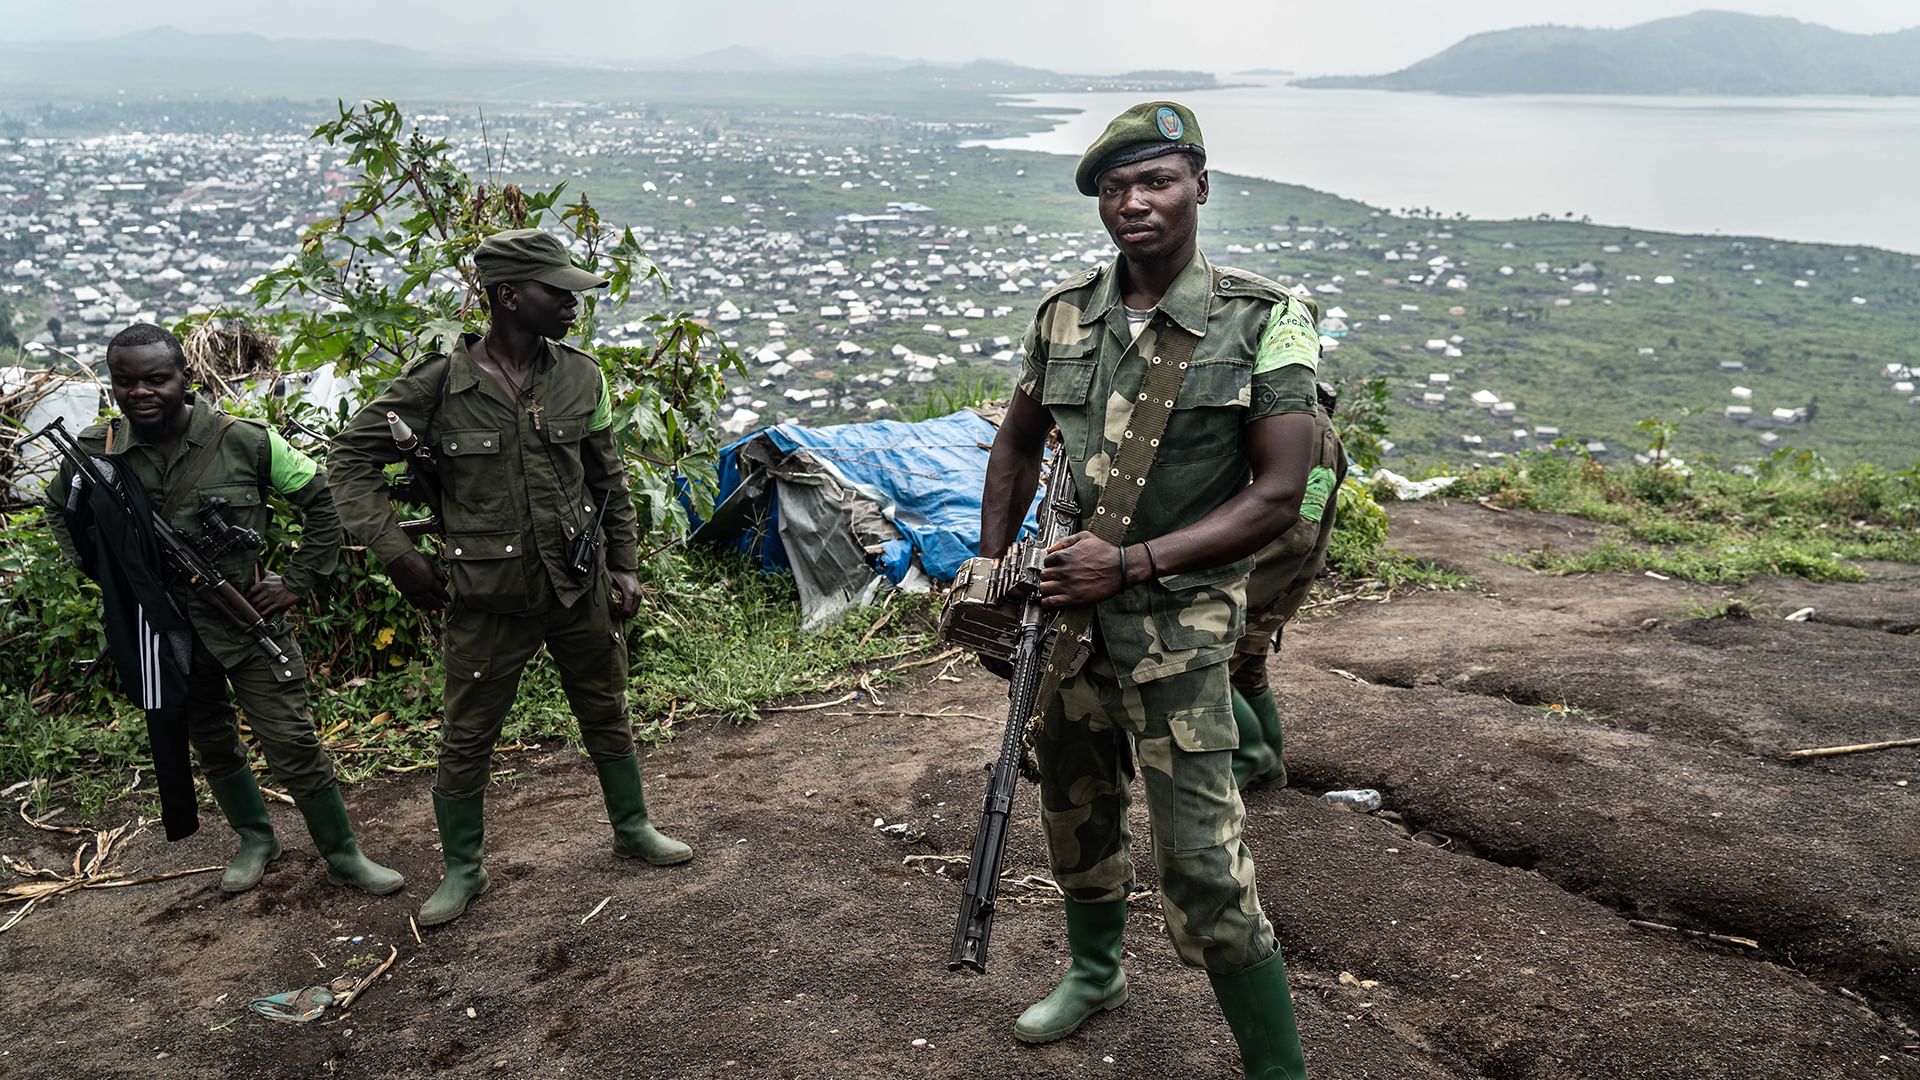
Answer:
[{"left": 0, "top": 0, "right": 1914, "bottom": 74}]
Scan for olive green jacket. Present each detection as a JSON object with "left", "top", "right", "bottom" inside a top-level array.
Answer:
[
  {"left": 1018, "top": 250, "right": 1320, "bottom": 688},
  {"left": 326, "top": 333, "right": 638, "bottom": 614},
  {"left": 46, "top": 398, "right": 340, "bottom": 667}
]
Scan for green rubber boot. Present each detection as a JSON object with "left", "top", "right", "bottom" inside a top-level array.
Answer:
[
  {"left": 596, "top": 754, "right": 693, "bottom": 866},
  {"left": 417, "top": 790, "right": 489, "bottom": 927},
  {"left": 207, "top": 768, "right": 281, "bottom": 894},
  {"left": 1247, "top": 687, "right": 1288, "bottom": 788},
  {"left": 293, "top": 785, "right": 405, "bottom": 896},
  {"left": 1014, "top": 898, "right": 1130, "bottom": 1044},
  {"left": 1230, "top": 687, "right": 1280, "bottom": 790},
  {"left": 1209, "top": 946, "right": 1310, "bottom": 1080}
]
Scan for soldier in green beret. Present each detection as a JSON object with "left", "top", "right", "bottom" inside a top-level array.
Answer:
[
  {"left": 979, "top": 102, "right": 1319, "bottom": 1078},
  {"left": 329, "top": 228, "right": 693, "bottom": 929}
]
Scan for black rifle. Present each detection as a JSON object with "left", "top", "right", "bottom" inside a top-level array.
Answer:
[
  {"left": 947, "top": 443, "right": 1082, "bottom": 973},
  {"left": 30, "top": 417, "right": 295, "bottom": 669},
  {"left": 385, "top": 410, "right": 444, "bottom": 539},
  {"left": 569, "top": 488, "right": 613, "bottom": 577}
]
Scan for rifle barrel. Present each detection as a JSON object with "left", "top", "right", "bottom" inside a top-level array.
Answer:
[{"left": 949, "top": 608, "right": 1045, "bottom": 972}]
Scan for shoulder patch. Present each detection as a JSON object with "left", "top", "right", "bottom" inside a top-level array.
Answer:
[
  {"left": 402, "top": 351, "right": 450, "bottom": 377},
  {"left": 1254, "top": 299, "right": 1321, "bottom": 376},
  {"left": 1211, "top": 265, "right": 1289, "bottom": 304},
  {"left": 1039, "top": 264, "right": 1103, "bottom": 306}
]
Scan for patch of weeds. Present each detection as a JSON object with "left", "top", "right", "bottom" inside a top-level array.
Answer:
[
  {"left": 0, "top": 548, "right": 940, "bottom": 817},
  {"left": 1520, "top": 537, "right": 1868, "bottom": 585},
  {"left": 1457, "top": 449, "right": 1917, "bottom": 584},
  {"left": 1539, "top": 702, "right": 1611, "bottom": 725},
  {"left": 1682, "top": 596, "right": 1760, "bottom": 621},
  {"left": 1328, "top": 477, "right": 1471, "bottom": 594},
  {"left": 626, "top": 548, "right": 940, "bottom": 730}
]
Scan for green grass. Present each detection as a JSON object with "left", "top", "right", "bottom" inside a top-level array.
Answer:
[
  {"left": 0, "top": 549, "right": 938, "bottom": 817},
  {"left": 1448, "top": 449, "right": 1920, "bottom": 584}
]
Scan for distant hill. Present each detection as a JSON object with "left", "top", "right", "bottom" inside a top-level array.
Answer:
[
  {"left": 1298, "top": 11, "right": 1920, "bottom": 95},
  {"left": 0, "top": 29, "right": 1214, "bottom": 101}
]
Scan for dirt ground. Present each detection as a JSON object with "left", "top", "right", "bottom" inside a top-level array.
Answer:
[{"left": 2, "top": 500, "right": 1916, "bottom": 1079}]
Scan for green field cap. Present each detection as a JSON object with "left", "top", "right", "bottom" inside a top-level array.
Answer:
[
  {"left": 1075, "top": 101, "right": 1206, "bottom": 196},
  {"left": 474, "top": 228, "right": 609, "bottom": 291}
]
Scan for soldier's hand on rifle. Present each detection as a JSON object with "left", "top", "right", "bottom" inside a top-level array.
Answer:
[
  {"left": 609, "top": 569, "right": 642, "bottom": 620},
  {"left": 1039, "top": 531, "right": 1130, "bottom": 609},
  {"left": 387, "top": 550, "right": 451, "bottom": 611},
  {"left": 246, "top": 572, "right": 301, "bottom": 619}
]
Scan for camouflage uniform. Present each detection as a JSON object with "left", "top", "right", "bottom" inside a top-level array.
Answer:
[
  {"left": 48, "top": 399, "right": 341, "bottom": 797},
  {"left": 1019, "top": 249, "right": 1321, "bottom": 974}
]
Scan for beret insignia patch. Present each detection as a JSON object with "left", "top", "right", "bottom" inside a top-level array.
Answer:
[{"left": 1155, "top": 106, "right": 1182, "bottom": 140}]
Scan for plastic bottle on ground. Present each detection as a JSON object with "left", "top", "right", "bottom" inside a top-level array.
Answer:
[{"left": 1320, "top": 788, "right": 1382, "bottom": 812}]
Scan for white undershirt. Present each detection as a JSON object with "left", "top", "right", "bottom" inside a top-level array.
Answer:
[{"left": 1124, "top": 304, "right": 1154, "bottom": 342}]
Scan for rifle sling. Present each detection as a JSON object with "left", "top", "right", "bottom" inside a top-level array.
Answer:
[
  {"left": 159, "top": 414, "right": 240, "bottom": 522},
  {"left": 1025, "top": 311, "right": 1205, "bottom": 730}
]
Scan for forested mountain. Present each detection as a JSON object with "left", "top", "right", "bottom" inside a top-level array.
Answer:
[{"left": 1299, "top": 11, "right": 1920, "bottom": 95}]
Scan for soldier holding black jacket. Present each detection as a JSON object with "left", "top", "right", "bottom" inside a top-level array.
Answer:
[{"left": 47, "top": 323, "right": 403, "bottom": 897}]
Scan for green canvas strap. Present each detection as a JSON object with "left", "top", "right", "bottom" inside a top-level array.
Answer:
[
  {"left": 1025, "top": 314, "right": 1203, "bottom": 730},
  {"left": 160, "top": 414, "right": 239, "bottom": 521}
]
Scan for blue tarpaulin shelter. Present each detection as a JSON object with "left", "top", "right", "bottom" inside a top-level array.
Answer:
[{"left": 693, "top": 409, "right": 1038, "bottom": 628}]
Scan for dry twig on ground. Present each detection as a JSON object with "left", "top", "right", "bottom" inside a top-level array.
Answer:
[
  {"left": 1, "top": 800, "right": 221, "bottom": 934},
  {"left": 1784, "top": 736, "right": 1920, "bottom": 760}
]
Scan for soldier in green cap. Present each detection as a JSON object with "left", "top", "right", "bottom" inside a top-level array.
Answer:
[
  {"left": 979, "top": 102, "right": 1322, "bottom": 1078},
  {"left": 329, "top": 228, "right": 693, "bottom": 929},
  {"left": 47, "top": 323, "right": 405, "bottom": 898},
  {"left": 1231, "top": 402, "right": 1346, "bottom": 790}
]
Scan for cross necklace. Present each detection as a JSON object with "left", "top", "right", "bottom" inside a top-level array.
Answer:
[{"left": 490, "top": 351, "right": 544, "bottom": 432}]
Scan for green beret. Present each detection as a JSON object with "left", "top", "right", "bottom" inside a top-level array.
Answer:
[
  {"left": 474, "top": 228, "right": 609, "bottom": 291},
  {"left": 1074, "top": 101, "right": 1206, "bottom": 197}
]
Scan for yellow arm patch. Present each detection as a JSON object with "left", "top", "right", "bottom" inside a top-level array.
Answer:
[{"left": 1254, "top": 299, "right": 1320, "bottom": 375}]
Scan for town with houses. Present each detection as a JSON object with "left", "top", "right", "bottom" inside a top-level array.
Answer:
[{"left": 2, "top": 102, "right": 1913, "bottom": 471}]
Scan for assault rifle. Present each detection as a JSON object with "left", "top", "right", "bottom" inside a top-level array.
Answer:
[
  {"left": 31, "top": 417, "right": 295, "bottom": 669},
  {"left": 939, "top": 439, "right": 1088, "bottom": 973}
]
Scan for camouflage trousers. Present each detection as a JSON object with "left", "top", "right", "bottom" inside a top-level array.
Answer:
[
  {"left": 1034, "top": 650, "right": 1277, "bottom": 974},
  {"left": 436, "top": 569, "right": 635, "bottom": 799}
]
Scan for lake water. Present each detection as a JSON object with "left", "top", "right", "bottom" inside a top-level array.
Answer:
[{"left": 974, "top": 81, "right": 1920, "bottom": 254}]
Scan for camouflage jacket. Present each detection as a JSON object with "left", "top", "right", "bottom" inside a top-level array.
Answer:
[
  {"left": 327, "top": 332, "right": 638, "bottom": 615},
  {"left": 46, "top": 397, "right": 341, "bottom": 668},
  {"left": 1018, "top": 249, "right": 1320, "bottom": 688}
]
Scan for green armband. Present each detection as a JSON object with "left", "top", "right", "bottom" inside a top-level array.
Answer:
[
  {"left": 1299, "top": 466, "right": 1336, "bottom": 524},
  {"left": 589, "top": 371, "right": 614, "bottom": 433},
  {"left": 268, "top": 430, "right": 319, "bottom": 494}
]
